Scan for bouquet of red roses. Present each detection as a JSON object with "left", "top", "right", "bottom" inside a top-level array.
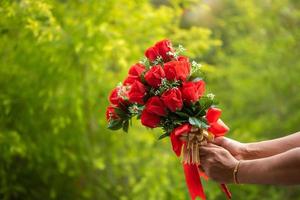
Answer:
[{"left": 106, "top": 39, "right": 231, "bottom": 200}]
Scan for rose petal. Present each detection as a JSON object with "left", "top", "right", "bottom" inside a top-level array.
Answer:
[
  {"left": 208, "top": 119, "right": 229, "bottom": 137},
  {"left": 206, "top": 107, "right": 222, "bottom": 123}
]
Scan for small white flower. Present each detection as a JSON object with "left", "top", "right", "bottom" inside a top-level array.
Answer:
[
  {"left": 177, "top": 44, "right": 186, "bottom": 52},
  {"left": 129, "top": 104, "right": 139, "bottom": 114},
  {"left": 117, "top": 84, "right": 129, "bottom": 100},
  {"left": 153, "top": 56, "right": 163, "bottom": 65},
  {"left": 207, "top": 93, "right": 215, "bottom": 100},
  {"left": 192, "top": 61, "right": 202, "bottom": 68}
]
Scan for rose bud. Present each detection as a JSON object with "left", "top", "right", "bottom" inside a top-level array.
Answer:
[
  {"left": 177, "top": 55, "right": 189, "bottom": 62},
  {"left": 128, "top": 80, "right": 146, "bottom": 105},
  {"left": 161, "top": 88, "right": 183, "bottom": 112},
  {"left": 124, "top": 63, "right": 146, "bottom": 85},
  {"left": 106, "top": 105, "right": 119, "bottom": 121},
  {"left": 206, "top": 107, "right": 229, "bottom": 137},
  {"left": 181, "top": 80, "right": 206, "bottom": 103},
  {"left": 145, "top": 96, "right": 167, "bottom": 116},
  {"left": 141, "top": 109, "right": 161, "bottom": 128},
  {"left": 164, "top": 60, "right": 191, "bottom": 81},
  {"left": 145, "top": 46, "right": 160, "bottom": 62},
  {"left": 109, "top": 87, "right": 126, "bottom": 105},
  {"left": 144, "top": 65, "right": 165, "bottom": 88},
  {"left": 155, "top": 39, "right": 174, "bottom": 62}
]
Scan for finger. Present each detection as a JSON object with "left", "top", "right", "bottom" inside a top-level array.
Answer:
[
  {"left": 201, "top": 158, "right": 213, "bottom": 171},
  {"left": 199, "top": 144, "right": 222, "bottom": 154},
  {"left": 199, "top": 152, "right": 208, "bottom": 161},
  {"left": 199, "top": 150, "right": 212, "bottom": 165},
  {"left": 199, "top": 146, "right": 219, "bottom": 161},
  {"left": 199, "top": 145, "right": 217, "bottom": 152},
  {"left": 207, "top": 143, "right": 234, "bottom": 157},
  {"left": 212, "top": 137, "right": 226, "bottom": 146},
  {"left": 206, "top": 143, "right": 224, "bottom": 149}
]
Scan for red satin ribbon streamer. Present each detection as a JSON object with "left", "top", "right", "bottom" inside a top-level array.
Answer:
[
  {"left": 221, "top": 184, "right": 232, "bottom": 199},
  {"left": 170, "top": 123, "right": 232, "bottom": 200},
  {"left": 183, "top": 164, "right": 231, "bottom": 200},
  {"left": 183, "top": 163, "right": 206, "bottom": 200}
]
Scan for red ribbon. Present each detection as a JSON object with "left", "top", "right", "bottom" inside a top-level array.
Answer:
[
  {"left": 170, "top": 123, "right": 231, "bottom": 200},
  {"left": 183, "top": 163, "right": 206, "bottom": 200}
]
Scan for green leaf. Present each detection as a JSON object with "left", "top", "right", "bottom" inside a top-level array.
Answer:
[
  {"left": 174, "top": 119, "right": 188, "bottom": 124},
  {"left": 199, "top": 96, "right": 219, "bottom": 111},
  {"left": 114, "top": 107, "right": 128, "bottom": 119},
  {"left": 175, "top": 111, "right": 190, "bottom": 118},
  {"left": 188, "top": 117, "right": 208, "bottom": 129},
  {"left": 107, "top": 119, "right": 123, "bottom": 130},
  {"left": 188, "top": 117, "right": 201, "bottom": 128},
  {"left": 199, "top": 120, "right": 209, "bottom": 129},
  {"left": 158, "top": 132, "right": 170, "bottom": 140},
  {"left": 183, "top": 107, "right": 194, "bottom": 115},
  {"left": 199, "top": 98, "right": 213, "bottom": 109},
  {"left": 122, "top": 120, "right": 129, "bottom": 133},
  {"left": 195, "top": 109, "right": 206, "bottom": 117},
  {"left": 136, "top": 113, "right": 142, "bottom": 120}
]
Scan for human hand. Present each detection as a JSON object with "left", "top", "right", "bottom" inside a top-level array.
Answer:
[
  {"left": 213, "top": 137, "right": 248, "bottom": 160},
  {"left": 199, "top": 143, "right": 238, "bottom": 183}
]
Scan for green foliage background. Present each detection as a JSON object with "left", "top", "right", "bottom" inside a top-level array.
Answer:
[{"left": 0, "top": 0, "right": 299, "bottom": 199}]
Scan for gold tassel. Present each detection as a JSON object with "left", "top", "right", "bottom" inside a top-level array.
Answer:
[{"left": 181, "top": 128, "right": 214, "bottom": 165}]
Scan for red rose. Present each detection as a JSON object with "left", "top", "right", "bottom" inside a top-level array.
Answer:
[
  {"left": 128, "top": 80, "right": 146, "bottom": 105},
  {"left": 144, "top": 65, "right": 165, "bottom": 88},
  {"left": 206, "top": 107, "right": 229, "bottom": 137},
  {"left": 178, "top": 55, "right": 189, "bottom": 62},
  {"left": 164, "top": 61, "right": 191, "bottom": 81},
  {"left": 124, "top": 63, "right": 146, "bottom": 85},
  {"left": 161, "top": 88, "right": 183, "bottom": 112},
  {"left": 181, "top": 80, "right": 206, "bottom": 103},
  {"left": 145, "top": 96, "right": 167, "bottom": 116},
  {"left": 141, "top": 109, "right": 161, "bottom": 128},
  {"left": 106, "top": 105, "right": 119, "bottom": 121},
  {"left": 145, "top": 46, "right": 160, "bottom": 62},
  {"left": 155, "top": 39, "right": 174, "bottom": 62},
  {"left": 109, "top": 87, "right": 126, "bottom": 105}
]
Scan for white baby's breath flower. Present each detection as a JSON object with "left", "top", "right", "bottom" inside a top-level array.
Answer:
[
  {"left": 207, "top": 93, "right": 215, "bottom": 100},
  {"left": 192, "top": 61, "right": 202, "bottom": 69},
  {"left": 128, "top": 104, "right": 139, "bottom": 114},
  {"left": 139, "top": 57, "right": 148, "bottom": 65},
  {"left": 153, "top": 56, "right": 163, "bottom": 65},
  {"left": 177, "top": 44, "right": 186, "bottom": 53},
  {"left": 117, "top": 84, "right": 129, "bottom": 100}
]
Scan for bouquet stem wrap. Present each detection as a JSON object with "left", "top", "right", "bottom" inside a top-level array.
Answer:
[{"left": 170, "top": 124, "right": 231, "bottom": 200}]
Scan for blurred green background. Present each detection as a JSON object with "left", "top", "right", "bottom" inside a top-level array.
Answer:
[{"left": 1, "top": 0, "right": 300, "bottom": 199}]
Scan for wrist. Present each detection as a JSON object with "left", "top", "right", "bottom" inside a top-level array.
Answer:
[
  {"left": 237, "top": 160, "right": 252, "bottom": 184},
  {"left": 233, "top": 160, "right": 242, "bottom": 184}
]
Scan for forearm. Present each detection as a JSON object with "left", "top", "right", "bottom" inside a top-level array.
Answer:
[
  {"left": 238, "top": 147, "right": 300, "bottom": 185},
  {"left": 244, "top": 132, "right": 300, "bottom": 159}
]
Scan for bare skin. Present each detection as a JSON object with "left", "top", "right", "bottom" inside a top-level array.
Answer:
[{"left": 199, "top": 132, "right": 300, "bottom": 185}]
